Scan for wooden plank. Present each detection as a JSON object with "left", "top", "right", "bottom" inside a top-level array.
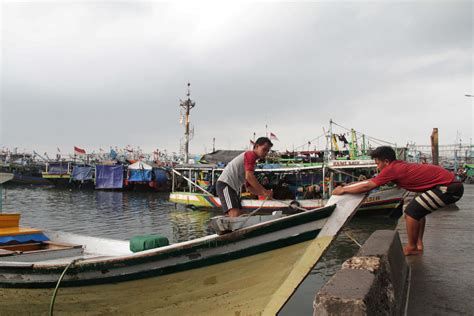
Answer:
[
  {"left": 263, "top": 193, "right": 366, "bottom": 315},
  {"left": 0, "top": 227, "right": 43, "bottom": 237},
  {"left": 1, "top": 243, "right": 43, "bottom": 252},
  {"left": 0, "top": 248, "right": 16, "bottom": 257},
  {"left": 0, "top": 214, "right": 21, "bottom": 228}
]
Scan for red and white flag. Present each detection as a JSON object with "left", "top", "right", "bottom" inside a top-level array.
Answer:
[
  {"left": 74, "top": 146, "right": 86, "bottom": 155},
  {"left": 269, "top": 132, "right": 279, "bottom": 141}
]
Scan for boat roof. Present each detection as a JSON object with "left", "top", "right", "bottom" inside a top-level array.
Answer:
[{"left": 128, "top": 161, "right": 153, "bottom": 170}]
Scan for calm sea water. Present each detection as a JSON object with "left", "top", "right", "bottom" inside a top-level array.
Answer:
[{"left": 1, "top": 185, "right": 397, "bottom": 315}]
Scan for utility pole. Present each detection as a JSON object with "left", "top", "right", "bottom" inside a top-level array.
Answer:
[
  {"left": 179, "top": 83, "right": 196, "bottom": 164},
  {"left": 212, "top": 137, "right": 215, "bottom": 152}
]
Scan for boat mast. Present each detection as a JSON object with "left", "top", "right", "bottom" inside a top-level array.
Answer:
[
  {"left": 179, "top": 83, "right": 196, "bottom": 164},
  {"left": 329, "top": 119, "right": 333, "bottom": 160}
]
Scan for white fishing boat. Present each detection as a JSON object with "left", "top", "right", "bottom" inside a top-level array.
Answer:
[
  {"left": 169, "top": 163, "right": 404, "bottom": 215},
  {"left": 0, "top": 193, "right": 365, "bottom": 315}
]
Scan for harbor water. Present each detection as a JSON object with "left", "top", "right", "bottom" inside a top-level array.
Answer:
[{"left": 1, "top": 185, "right": 398, "bottom": 315}]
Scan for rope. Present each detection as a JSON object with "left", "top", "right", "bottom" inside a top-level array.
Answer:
[
  {"left": 331, "top": 120, "right": 396, "bottom": 146},
  {"left": 343, "top": 229, "right": 362, "bottom": 248},
  {"left": 236, "top": 197, "right": 269, "bottom": 229},
  {"left": 294, "top": 133, "right": 326, "bottom": 150},
  {"left": 236, "top": 196, "right": 319, "bottom": 229},
  {"left": 237, "top": 197, "right": 324, "bottom": 231},
  {"left": 171, "top": 168, "right": 213, "bottom": 195},
  {"left": 49, "top": 258, "right": 83, "bottom": 316},
  {"left": 276, "top": 199, "right": 322, "bottom": 212},
  {"left": 327, "top": 167, "right": 364, "bottom": 180}
]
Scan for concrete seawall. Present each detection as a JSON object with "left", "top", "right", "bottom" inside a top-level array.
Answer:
[
  {"left": 314, "top": 184, "right": 474, "bottom": 315},
  {"left": 398, "top": 184, "right": 474, "bottom": 315},
  {"left": 313, "top": 230, "right": 409, "bottom": 315}
]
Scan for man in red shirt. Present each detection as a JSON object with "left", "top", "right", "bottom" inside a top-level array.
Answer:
[
  {"left": 216, "top": 137, "right": 274, "bottom": 217},
  {"left": 332, "top": 146, "right": 464, "bottom": 255}
]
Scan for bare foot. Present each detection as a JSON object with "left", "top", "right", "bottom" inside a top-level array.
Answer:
[
  {"left": 227, "top": 209, "right": 243, "bottom": 217},
  {"left": 417, "top": 241, "right": 424, "bottom": 251},
  {"left": 403, "top": 244, "right": 422, "bottom": 256}
]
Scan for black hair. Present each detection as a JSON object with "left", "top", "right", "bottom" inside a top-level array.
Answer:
[
  {"left": 254, "top": 137, "right": 273, "bottom": 148},
  {"left": 370, "top": 146, "right": 396, "bottom": 162}
]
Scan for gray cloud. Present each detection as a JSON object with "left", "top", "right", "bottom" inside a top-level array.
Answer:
[{"left": 1, "top": 1, "right": 472, "bottom": 155}]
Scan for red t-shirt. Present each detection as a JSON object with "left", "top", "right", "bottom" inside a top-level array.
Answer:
[
  {"left": 244, "top": 151, "right": 258, "bottom": 187},
  {"left": 244, "top": 151, "right": 258, "bottom": 171},
  {"left": 371, "top": 160, "right": 455, "bottom": 192}
]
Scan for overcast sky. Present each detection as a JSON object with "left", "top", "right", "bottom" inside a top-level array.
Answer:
[{"left": 1, "top": 1, "right": 472, "bottom": 155}]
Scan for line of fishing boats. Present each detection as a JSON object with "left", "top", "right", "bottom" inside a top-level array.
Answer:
[
  {"left": 1, "top": 160, "right": 171, "bottom": 191},
  {"left": 0, "top": 145, "right": 409, "bottom": 313},
  {"left": 169, "top": 156, "right": 406, "bottom": 217}
]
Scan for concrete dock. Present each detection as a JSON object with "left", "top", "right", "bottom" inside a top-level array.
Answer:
[{"left": 398, "top": 184, "right": 474, "bottom": 315}]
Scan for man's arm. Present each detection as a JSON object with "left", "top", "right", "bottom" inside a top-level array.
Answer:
[
  {"left": 332, "top": 180, "right": 378, "bottom": 195},
  {"left": 245, "top": 171, "right": 272, "bottom": 198}
]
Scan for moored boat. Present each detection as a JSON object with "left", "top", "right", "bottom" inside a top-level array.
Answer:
[
  {"left": 0, "top": 193, "right": 365, "bottom": 315},
  {"left": 169, "top": 163, "right": 405, "bottom": 215}
]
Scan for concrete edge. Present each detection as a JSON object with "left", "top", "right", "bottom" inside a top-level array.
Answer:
[{"left": 313, "top": 230, "right": 410, "bottom": 316}]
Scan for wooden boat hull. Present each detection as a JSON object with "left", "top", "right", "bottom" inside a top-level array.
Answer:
[
  {"left": 357, "top": 187, "right": 405, "bottom": 211},
  {"left": 0, "top": 240, "right": 312, "bottom": 315},
  {"left": 0, "top": 194, "right": 366, "bottom": 315},
  {"left": 169, "top": 191, "right": 326, "bottom": 212},
  {"left": 169, "top": 187, "right": 404, "bottom": 212},
  {"left": 0, "top": 207, "right": 333, "bottom": 287}
]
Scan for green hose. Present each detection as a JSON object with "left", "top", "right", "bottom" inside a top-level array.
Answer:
[{"left": 49, "top": 258, "right": 82, "bottom": 316}]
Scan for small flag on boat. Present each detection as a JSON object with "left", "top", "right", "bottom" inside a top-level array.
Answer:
[
  {"left": 269, "top": 132, "right": 279, "bottom": 141},
  {"left": 74, "top": 146, "right": 86, "bottom": 155}
]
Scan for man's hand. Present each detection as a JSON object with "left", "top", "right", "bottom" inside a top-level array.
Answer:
[
  {"left": 264, "top": 189, "right": 273, "bottom": 199},
  {"left": 332, "top": 186, "right": 345, "bottom": 195}
]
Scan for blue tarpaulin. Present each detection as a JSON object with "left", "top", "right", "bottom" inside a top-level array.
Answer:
[
  {"left": 72, "top": 166, "right": 93, "bottom": 181},
  {"left": 109, "top": 149, "right": 117, "bottom": 160},
  {"left": 95, "top": 165, "right": 124, "bottom": 189},
  {"left": 128, "top": 169, "right": 152, "bottom": 182},
  {"left": 153, "top": 169, "right": 168, "bottom": 184},
  {"left": 0, "top": 233, "right": 49, "bottom": 245}
]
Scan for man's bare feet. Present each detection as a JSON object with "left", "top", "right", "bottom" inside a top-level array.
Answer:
[
  {"left": 417, "top": 241, "right": 424, "bottom": 251},
  {"left": 227, "top": 209, "right": 243, "bottom": 217},
  {"left": 403, "top": 244, "right": 422, "bottom": 256}
]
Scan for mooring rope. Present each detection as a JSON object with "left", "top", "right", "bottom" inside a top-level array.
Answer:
[
  {"left": 49, "top": 258, "right": 84, "bottom": 316},
  {"left": 343, "top": 228, "right": 362, "bottom": 248},
  {"left": 236, "top": 196, "right": 326, "bottom": 230},
  {"left": 236, "top": 197, "right": 269, "bottom": 229}
]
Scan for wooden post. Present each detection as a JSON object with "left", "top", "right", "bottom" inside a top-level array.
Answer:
[{"left": 431, "top": 128, "right": 439, "bottom": 165}]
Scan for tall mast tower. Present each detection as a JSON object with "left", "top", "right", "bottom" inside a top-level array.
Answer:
[{"left": 179, "top": 83, "right": 195, "bottom": 163}]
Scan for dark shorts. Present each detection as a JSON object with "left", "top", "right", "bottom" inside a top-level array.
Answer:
[
  {"left": 404, "top": 182, "right": 464, "bottom": 220},
  {"left": 216, "top": 181, "right": 241, "bottom": 213}
]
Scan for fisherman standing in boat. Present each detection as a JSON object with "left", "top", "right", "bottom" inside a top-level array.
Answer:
[
  {"left": 332, "top": 146, "right": 463, "bottom": 256},
  {"left": 216, "top": 137, "right": 274, "bottom": 217}
]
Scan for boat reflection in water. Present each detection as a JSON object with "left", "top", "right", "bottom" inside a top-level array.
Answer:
[{"left": 169, "top": 209, "right": 217, "bottom": 243}]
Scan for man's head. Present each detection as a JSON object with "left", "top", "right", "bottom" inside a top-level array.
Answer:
[
  {"left": 370, "top": 146, "right": 396, "bottom": 171},
  {"left": 253, "top": 137, "right": 273, "bottom": 159}
]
